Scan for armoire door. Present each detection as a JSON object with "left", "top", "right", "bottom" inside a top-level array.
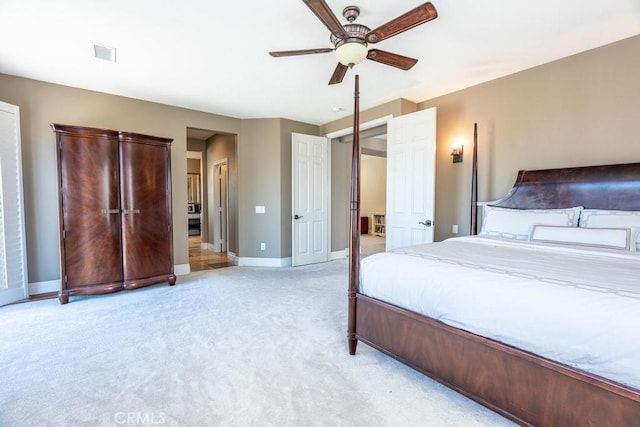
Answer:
[
  {"left": 55, "top": 125, "right": 124, "bottom": 290},
  {"left": 119, "top": 132, "right": 174, "bottom": 288}
]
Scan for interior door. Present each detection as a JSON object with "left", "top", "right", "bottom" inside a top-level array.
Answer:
[
  {"left": 0, "top": 101, "right": 28, "bottom": 305},
  {"left": 292, "top": 133, "right": 329, "bottom": 266},
  {"left": 386, "top": 108, "right": 437, "bottom": 250},
  {"left": 119, "top": 135, "right": 172, "bottom": 283}
]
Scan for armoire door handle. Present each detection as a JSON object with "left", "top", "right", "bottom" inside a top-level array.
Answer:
[
  {"left": 122, "top": 209, "right": 141, "bottom": 215},
  {"left": 101, "top": 208, "right": 120, "bottom": 214}
]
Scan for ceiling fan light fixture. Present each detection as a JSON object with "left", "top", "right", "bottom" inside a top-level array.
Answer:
[
  {"left": 270, "top": 2, "right": 436, "bottom": 84},
  {"left": 335, "top": 42, "right": 368, "bottom": 67}
]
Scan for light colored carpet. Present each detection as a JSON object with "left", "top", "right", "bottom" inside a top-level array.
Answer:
[
  {"left": 0, "top": 260, "right": 514, "bottom": 426},
  {"left": 361, "top": 234, "right": 386, "bottom": 258}
]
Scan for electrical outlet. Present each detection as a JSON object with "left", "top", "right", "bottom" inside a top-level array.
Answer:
[
  {"left": 260, "top": 242, "right": 266, "bottom": 251},
  {"left": 452, "top": 224, "right": 459, "bottom": 234}
]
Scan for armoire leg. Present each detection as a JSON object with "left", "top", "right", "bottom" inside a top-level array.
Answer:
[{"left": 58, "top": 292, "right": 69, "bottom": 304}]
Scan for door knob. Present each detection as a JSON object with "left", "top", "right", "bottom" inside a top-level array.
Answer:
[
  {"left": 294, "top": 214, "right": 304, "bottom": 220},
  {"left": 418, "top": 219, "right": 432, "bottom": 227}
]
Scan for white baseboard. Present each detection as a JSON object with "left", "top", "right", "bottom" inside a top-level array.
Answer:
[
  {"left": 30, "top": 258, "right": 295, "bottom": 292},
  {"left": 227, "top": 251, "right": 238, "bottom": 265},
  {"left": 29, "top": 279, "right": 59, "bottom": 295},
  {"left": 203, "top": 241, "right": 228, "bottom": 253},
  {"left": 330, "top": 249, "right": 347, "bottom": 260},
  {"left": 175, "top": 263, "right": 191, "bottom": 275},
  {"left": 237, "top": 256, "right": 292, "bottom": 267},
  {"left": 29, "top": 266, "right": 192, "bottom": 295}
]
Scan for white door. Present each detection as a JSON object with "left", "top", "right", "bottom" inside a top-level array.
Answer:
[
  {"left": 212, "top": 160, "right": 228, "bottom": 252},
  {"left": 0, "top": 101, "right": 29, "bottom": 306},
  {"left": 292, "top": 133, "right": 329, "bottom": 266},
  {"left": 386, "top": 108, "right": 437, "bottom": 250}
]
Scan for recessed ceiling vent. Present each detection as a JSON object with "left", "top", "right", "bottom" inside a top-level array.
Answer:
[{"left": 92, "top": 43, "right": 116, "bottom": 63}]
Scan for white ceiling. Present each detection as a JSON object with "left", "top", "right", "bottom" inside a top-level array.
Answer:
[{"left": 1, "top": 1, "right": 639, "bottom": 126}]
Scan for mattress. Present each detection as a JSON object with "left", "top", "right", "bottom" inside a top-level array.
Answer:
[{"left": 359, "top": 236, "right": 640, "bottom": 390}]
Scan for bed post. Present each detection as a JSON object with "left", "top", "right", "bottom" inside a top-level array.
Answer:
[
  {"left": 348, "top": 74, "right": 360, "bottom": 355},
  {"left": 470, "top": 122, "right": 478, "bottom": 235}
]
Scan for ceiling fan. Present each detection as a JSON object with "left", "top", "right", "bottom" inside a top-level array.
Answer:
[{"left": 269, "top": 0, "right": 438, "bottom": 85}]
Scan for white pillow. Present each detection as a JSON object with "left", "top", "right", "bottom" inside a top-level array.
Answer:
[
  {"left": 530, "top": 225, "right": 631, "bottom": 250},
  {"left": 579, "top": 209, "right": 640, "bottom": 250},
  {"left": 480, "top": 205, "right": 583, "bottom": 241}
]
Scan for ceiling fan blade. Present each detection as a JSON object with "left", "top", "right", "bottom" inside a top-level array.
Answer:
[
  {"left": 367, "top": 49, "right": 418, "bottom": 70},
  {"left": 365, "top": 2, "right": 437, "bottom": 44},
  {"left": 303, "top": 0, "right": 349, "bottom": 39},
  {"left": 269, "top": 48, "right": 333, "bottom": 57},
  {"left": 329, "top": 63, "right": 348, "bottom": 85}
]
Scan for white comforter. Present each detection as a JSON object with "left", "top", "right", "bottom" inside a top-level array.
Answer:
[{"left": 360, "top": 236, "right": 640, "bottom": 390}]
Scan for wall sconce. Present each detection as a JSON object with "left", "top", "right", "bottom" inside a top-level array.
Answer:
[{"left": 451, "top": 145, "right": 463, "bottom": 163}]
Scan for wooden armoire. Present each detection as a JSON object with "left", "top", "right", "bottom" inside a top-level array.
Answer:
[{"left": 51, "top": 124, "right": 176, "bottom": 304}]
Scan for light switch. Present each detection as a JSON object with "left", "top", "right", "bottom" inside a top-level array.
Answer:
[{"left": 256, "top": 206, "right": 265, "bottom": 213}]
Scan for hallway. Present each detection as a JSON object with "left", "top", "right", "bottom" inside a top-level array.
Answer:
[{"left": 189, "top": 236, "right": 230, "bottom": 271}]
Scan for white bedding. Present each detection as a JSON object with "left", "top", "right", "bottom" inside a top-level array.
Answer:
[{"left": 360, "top": 236, "right": 640, "bottom": 390}]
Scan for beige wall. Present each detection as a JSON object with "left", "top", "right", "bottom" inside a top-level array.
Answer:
[
  {"left": 1, "top": 73, "right": 322, "bottom": 283},
  {"left": 419, "top": 34, "right": 640, "bottom": 241},
  {"left": 237, "top": 118, "right": 320, "bottom": 259},
  {"left": 238, "top": 118, "right": 280, "bottom": 258},
  {"left": 322, "top": 34, "right": 640, "bottom": 245},
  {"left": 330, "top": 139, "right": 351, "bottom": 252},
  {"left": 4, "top": 33, "right": 639, "bottom": 283},
  {"left": 0, "top": 73, "right": 243, "bottom": 283},
  {"left": 206, "top": 133, "right": 238, "bottom": 254},
  {"left": 187, "top": 158, "right": 200, "bottom": 175},
  {"left": 361, "top": 156, "right": 387, "bottom": 233},
  {"left": 321, "top": 98, "right": 416, "bottom": 135}
]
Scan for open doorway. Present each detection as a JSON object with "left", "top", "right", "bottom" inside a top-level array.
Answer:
[
  {"left": 186, "top": 127, "right": 236, "bottom": 271},
  {"left": 360, "top": 134, "right": 387, "bottom": 257},
  {"left": 330, "top": 110, "right": 436, "bottom": 258},
  {"left": 332, "top": 123, "right": 388, "bottom": 258}
]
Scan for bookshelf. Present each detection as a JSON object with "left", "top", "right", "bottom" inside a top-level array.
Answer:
[{"left": 372, "top": 213, "right": 385, "bottom": 237}]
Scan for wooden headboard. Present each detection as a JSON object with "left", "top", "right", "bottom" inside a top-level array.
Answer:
[
  {"left": 469, "top": 125, "right": 640, "bottom": 233},
  {"left": 485, "top": 163, "right": 640, "bottom": 211}
]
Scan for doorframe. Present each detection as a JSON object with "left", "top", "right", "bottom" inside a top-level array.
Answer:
[
  {"left": 325, "top": 115, "right": 393, "bottom": 257},
  {"left": 186, "top": 150, "right": 205, "bottom": 247},
  {"left": 325, "top": 115, "right": 393, "bottom": 140},
  {"left": 211, "top": 158, "right": 229, "bottom": 253}
]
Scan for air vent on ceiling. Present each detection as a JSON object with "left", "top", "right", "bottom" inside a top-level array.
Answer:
[{"left": 92, "top": 43, "right": 116, "bottom": 63}]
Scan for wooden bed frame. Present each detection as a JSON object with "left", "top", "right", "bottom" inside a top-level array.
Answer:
[{"left": 346, "top": 79, "right": 640, "bottom": 426}]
